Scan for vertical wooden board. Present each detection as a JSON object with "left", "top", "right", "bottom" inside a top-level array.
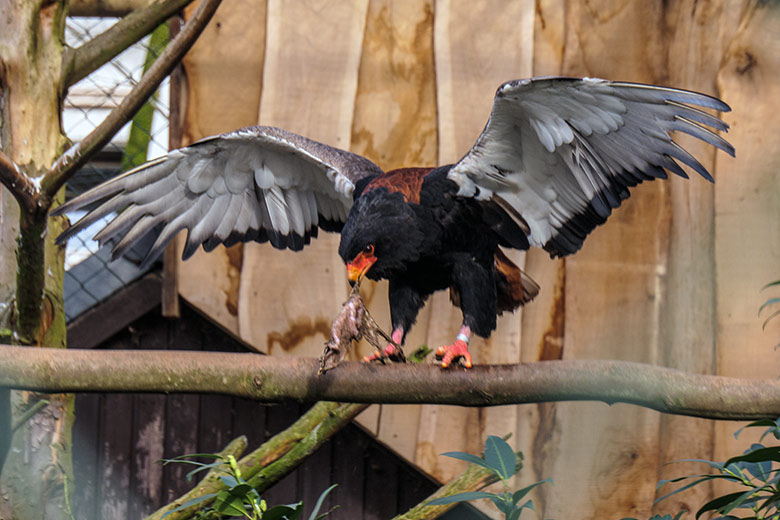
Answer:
[
  {"left": 131, "top": 394, "right": 167, "bottom": 518},
  {"left": 348, "top": 0, "right": 438, "bottom": 464},
  {"left": 232, "top": 398, "right": 267, "bottom": 450},
  {"left": 331, "top": 424, "right": 369, "bottom": 517},
  {"left": 262, "top": 403, "right": 302, "bottom": 506},
  {"left": 197, "top": 312, "right": 236, "bottom": 454},
  {"left": 363, "top": 442, "right": 399, "bottom": 519},
  {"left": 163, "top": 318, "right": 201, "bottom": 502},
  {"left": 415, "top": 0, "right": 533, "bottom": 491},
  {"left": 237, "top": 0, "right": 369, "bottom": 357},
  {"left": 513, "top": 4, "right": 567, "bottom": 512},
  {"left": 129, "top": 313, "right": 169, "bottom": 518},
  {"left": 539, "top": 2, "right": 677, "bottom": 518},
  {"left": 654, "top": 0, "right": 745, "bottom": 513},
  {"left": 72, "top": 393, "right": 101, "bottom": 520},
  {"left": 98, "top": 393, "right": 134, "bottom": 519},
  {"left": 176, "top": 0, "right": 267, "bottom": 337},
  {"left": 714, "top": 0, "right": 780, "bottom": 464},
  {"left": 297, "top": 439, "right": 334, "bottom": 514}
]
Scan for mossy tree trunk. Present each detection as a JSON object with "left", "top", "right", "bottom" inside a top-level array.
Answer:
[{"left": 0, "top": 1, "right": 73, "bottom": 518}]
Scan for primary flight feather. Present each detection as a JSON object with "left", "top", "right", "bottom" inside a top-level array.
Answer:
[{"left": 52, "top": 77, "right": 734, "bottom": 368}]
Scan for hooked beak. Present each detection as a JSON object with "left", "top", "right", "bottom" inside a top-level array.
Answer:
[{"left": 347, "top": 250, "right": 377, "bottom": 284}]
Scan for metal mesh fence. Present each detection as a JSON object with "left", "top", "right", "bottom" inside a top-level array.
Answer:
[{"left": 63, "top": 17, "right": 170, "bottom": 322}]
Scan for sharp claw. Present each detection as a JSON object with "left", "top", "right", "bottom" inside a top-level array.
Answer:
[
  {"left": 362, "top": 342, "right": 404, "bottom": 363},
  {"left": 435, "top": 339, "right": 472, "bottom": 368}
]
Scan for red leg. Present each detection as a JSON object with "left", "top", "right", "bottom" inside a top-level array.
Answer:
[
  {"left": 362, "top": 328, "right": 404, "bottom": 363},
  {"left": 435, "top": 326, "right": 473, "bottom": 368}
]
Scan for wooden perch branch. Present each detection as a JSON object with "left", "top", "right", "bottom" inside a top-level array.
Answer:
[
  {"left": 0, "top": 150, "right": 38, "bottom": 215},
  {"left": 63, "top": 0, "right": 194, "bottom": 89},
  {"left": 0, "top": 345, "right": 777, "bottom": 420},
  {"left": 43, "top": 0, "right": 222, "bottom": 200}
]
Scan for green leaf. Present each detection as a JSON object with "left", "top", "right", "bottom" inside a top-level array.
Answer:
[
  {"left": 213, "top": 490, "right": 247, "bottom": 516},
  {"left": 263, "top": 503, "right": 303, "bottom": 520},
  {"left": 484, "top": 435, "right": 517, "bottom": 479},
  {"left": 508, "top": 508, "right": 523, "bottom": 520},
  {"left": 512, "top": 479, "right": 551, "bottom": 505},
  {"left": 409, "top": 345, "right": 433, "bottom": 363},
  {"left": 229, "top": 483, "right": 254, "bottom": 497},
  {"left": 160, "top": 493, "right": 218, "bottom": 519},
  {"left": 427, "top": 491, "right": 498, "bottom": 506},
  {"left": 762, "top": 308, "right": 780, "bottom": 330},
  {"left": 762, "top": 280, "right": 780, "bottom": 291},
  {"left": 735, "top": 419, "right": 780, "bottom": 439},
  {"left": 724, "top": 446, "right": 780, "bottom": 467},
  {"left": 487, "top": 494, "right": 512, "bottom": 514},
  {"left": 440, "top": 451, "right": 498, "bottom": 474},
  {"left": 759, "top": 297, "right": 780, "bottom": 316},
  {"left": 654, "top": 476, "right": 724, "bottom": 505},
  {"left": 696, "top": 490, "right": 754, "bottom": 519},
  {"left": 308, "top": 484, "right": 338, "bottom": 520},
  {"left": 219, "top": 475, "right": 240, "bottom": 488}
]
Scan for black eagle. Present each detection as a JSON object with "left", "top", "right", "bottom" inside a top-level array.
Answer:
[{"left": 52, "top": 77, "right": 734, "bottom": 368}]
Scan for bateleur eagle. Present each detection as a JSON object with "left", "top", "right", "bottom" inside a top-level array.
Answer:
[{"left": 52, "top": 77, "right": 734, "bottom": 368}]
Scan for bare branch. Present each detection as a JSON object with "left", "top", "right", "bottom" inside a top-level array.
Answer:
[
  {"left": 0, "top": 345, "right": 777, "bottom": 420},
  {"left": 43, "top": 0, "right": 222, "bottom": 201},
  {"left": 69, "top": 0, "right": 156, "bottom": 17},
  {"left": 63, "top": 0, "right": 194, "bottom": 89},
  {"left": 0, "top": 150, "right": 38, "bottom": 214},
  {"left": 394, "top": 458, "right": 500, "bottom": 520}
]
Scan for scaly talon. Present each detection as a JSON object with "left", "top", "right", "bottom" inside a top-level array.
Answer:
[
  {"left": 435, "top": 339, "right": 472, "bottom": 368},
  {"left": 362, "top": 342, "right": 403, "bottom": 363}
]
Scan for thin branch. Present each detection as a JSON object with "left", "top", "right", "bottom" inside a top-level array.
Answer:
[
  {"left": 394, "top": 458, "right": 500, "bottom": 520},
  {"left": 0, "top": 345, "right": 778, "bottom": 420},
  {"left": 0, "top": 150, "right": 38, "bottom": 214},
  {"left": 63, "top": 0, "right": 194, "bottom": 89},
  {"left": 69, "top": 0, "right": 158, "bottom": 18},
  {"left": 43, "top": 0, "right": 222, "bottom": 201}
]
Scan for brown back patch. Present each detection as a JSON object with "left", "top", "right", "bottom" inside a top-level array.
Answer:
[{"left": 364, "top": 167, "right": 434, "bottom": 204}]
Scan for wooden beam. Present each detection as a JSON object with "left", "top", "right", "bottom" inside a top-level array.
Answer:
[{"left": 67, "top": 273, "right": 162, "bottom": 348}]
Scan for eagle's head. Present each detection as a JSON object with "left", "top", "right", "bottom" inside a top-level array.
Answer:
[{"left": 338, "top": 190, "right": 425, "bottom": 283}]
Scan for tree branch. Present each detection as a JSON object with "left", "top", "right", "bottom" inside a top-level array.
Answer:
[
  {"left": 62, "top": 0, "right": 194, "bottom": 89},
  {"left": 69, "top": 0, "right": 158, "bottom": 18},
  {"left": 43, "top": 0, "right": 222, "bottom": 202},
  {"left": 0, "top": 345, "right": 777, "bottom": 420},
  {"left": 0, "top": 150, "right": 38, "bottom": 215},
  {"left": 394, "top": 458, "right": 500, "bottom": 520},
  {"left": 146, "top": 401, "right": 368, "bottom": 520}
]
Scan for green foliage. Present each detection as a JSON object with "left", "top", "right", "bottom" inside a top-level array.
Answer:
[
  {"left": 759, "top": 280, "right": 780, "bottom": 332},
  {"left": 408, "top": 345, "right": 433, "bottom": 363},
  {"left": 649, "top": 419, "right": 780, "bottom": 520},
  {"left": 427, "top": 435, "right": 550, "bottom": 519},
  {"left": 161, "top": 453, "right": 337, "bottom": 520}
]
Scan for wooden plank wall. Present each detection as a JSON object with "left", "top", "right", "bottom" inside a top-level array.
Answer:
[
  {"left": 173, "top": 1, "right": 780, "bottom": 518},
  {"left": 71, "top": 303, "right": 484, "bottom": 519}
]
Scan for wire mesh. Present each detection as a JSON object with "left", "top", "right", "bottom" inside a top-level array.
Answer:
[{"left": 63, "top": 17, "right": 170, "bottom": 322}]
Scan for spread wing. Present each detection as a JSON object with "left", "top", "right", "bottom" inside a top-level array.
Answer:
[
  {"left": 52, "top": 125, "right": 384, "bottom": 269},
  {"left": 448, "top": 77, "right": 734, "bottom": 257}
]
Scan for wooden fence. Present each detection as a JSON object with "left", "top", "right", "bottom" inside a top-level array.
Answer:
[{"left": 168, "top": 1, "right": 780, "bottom": 517}]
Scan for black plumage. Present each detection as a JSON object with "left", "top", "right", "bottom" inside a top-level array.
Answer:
[{"left": 52, "top": 77, "right": 734, "bottom": 367}]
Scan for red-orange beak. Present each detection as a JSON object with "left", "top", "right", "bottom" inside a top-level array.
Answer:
[{"left": 347, "top": 246, "right": 377, "bottom": 283}]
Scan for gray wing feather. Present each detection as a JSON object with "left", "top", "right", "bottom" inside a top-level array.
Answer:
[
  {"left": 448, "top": 77, "right": 734, "bottom": 257},
  {"left": 52, "top": 125, "right": 383, "bottom": 270}
]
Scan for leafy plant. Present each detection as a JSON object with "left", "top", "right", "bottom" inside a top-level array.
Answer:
[
  {"left": 161, "top": 453, "right": 337, "bottom": 520},
  {"left": 760, "top": 280, "right": 780, "bottom": 332},
  {"left": 651, "top": 418, "right": 780, "bottom": 520},
  {"left": 426, "top": 435, "right": 550, "bottom": 519}
]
